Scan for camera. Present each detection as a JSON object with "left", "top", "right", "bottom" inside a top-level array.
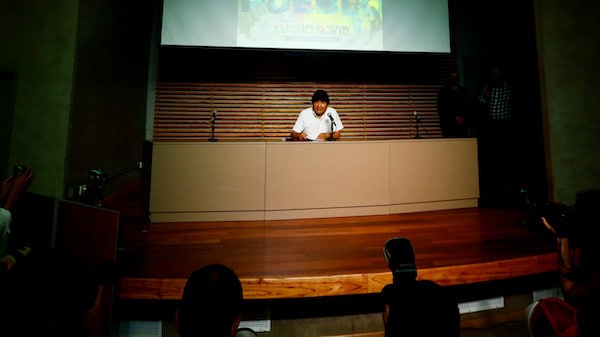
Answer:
[
  {"left": 518, "top": 188, "right": 575, "bottom": 238},
  {"left": 521, "top": 189, "right": 600, "bottom": 264},
  {"left": 88, "top": 169, "right": 108, "bottom": 184},
  {"left": 13, "top": 165, "right": 27, "bottom": 177},
  {"left": 539, "top": 202, "right": 575, "bottom": 238}
]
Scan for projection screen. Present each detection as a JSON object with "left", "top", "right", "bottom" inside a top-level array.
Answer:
[{"left": 161, "top": 0, "right": 451, "bottom": 53}]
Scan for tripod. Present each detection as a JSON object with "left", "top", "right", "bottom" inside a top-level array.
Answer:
[{"left": 77, "top": 162, "right": 143, "bottom": 207}]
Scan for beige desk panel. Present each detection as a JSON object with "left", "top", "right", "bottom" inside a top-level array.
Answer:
[
  {"left": 265, "top": 141, "right": 391, "bottom": 210},
  {"left": 390, "top": 139, "right": 479, "bottom": 205},
  {"left": 149, "top": 139, "right": 479, "bottom": 222},
  {"left": 149, "top": 142, "right": 266, "bottom": 213}
]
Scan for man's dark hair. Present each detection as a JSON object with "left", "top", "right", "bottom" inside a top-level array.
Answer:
[
  {"left": 311, "top": 89, "right": 330, "bottom": 104},
  {"left": 178, "top": 264, "right": 243, "bottom": 337}
]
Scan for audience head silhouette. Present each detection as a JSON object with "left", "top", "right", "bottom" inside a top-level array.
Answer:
[
  {"left": 384, "top": 237, "right": 418, "bottom": 285},
  {"left": 1, "top": 248, "right": 100, "bottom": 337},
  {"left": 177, "top": 264, "right": 243, "bottom": 337},
  {"left": 382, "top": 237, "right": 460, "bottom": 337}
]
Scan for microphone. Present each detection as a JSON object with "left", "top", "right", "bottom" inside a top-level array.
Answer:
[
  {"left": 327, "top": 113, "right": 336, "bottom": 141},
  {"left": 209, "top": 109, "right": 218, "bottom": 142},
  {"left": 413, "top": 111, "right": 421, "bottom": 123},
  {"left": 413, "top": 111, "right": 421, "bottom": 139}
]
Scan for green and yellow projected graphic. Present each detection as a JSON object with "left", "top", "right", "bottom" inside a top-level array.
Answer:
[{"left": 238, "top": 0, "right": 383, "bottom": 51}]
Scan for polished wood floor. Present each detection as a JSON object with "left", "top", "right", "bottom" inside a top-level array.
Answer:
[{"left": 115, "top": 207, "right": 558, "bottom": 301}]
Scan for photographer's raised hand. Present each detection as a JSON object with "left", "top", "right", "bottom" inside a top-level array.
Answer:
[
  {"left": 2, "top": 167, "right": 33, "bottom": 212},
  {"left": 540, "top": 216, "right": 556, "bottom": 236},
  {"left": 542, "top": 216, "right": 573, "bottom": 272}
]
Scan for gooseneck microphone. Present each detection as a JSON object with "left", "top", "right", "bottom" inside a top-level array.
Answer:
[
  {"left": 209, "top": 109, "right": 218, "bottom": 142},
  {"left": 327, "top": 113, "right": 336, "bottom": 141},
  {"left": 413, "top": 110, "right": 420, "bottom": 122},
  {"left": 413, "top": 111, "right": 421, "bottom": 139}
]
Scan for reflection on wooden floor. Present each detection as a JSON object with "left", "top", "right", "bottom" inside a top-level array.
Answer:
[{"left": 116, "top": 207, "right": 557, "bottom": 300}]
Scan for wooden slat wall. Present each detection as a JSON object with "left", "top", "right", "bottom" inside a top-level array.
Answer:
[{"left": 153, "top": 82, "right": 443, "bottom": 141}]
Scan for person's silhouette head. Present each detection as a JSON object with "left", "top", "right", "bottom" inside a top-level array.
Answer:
[
  {"left": 176, "top": 264, "right": 243, "bottom": 337},
  {"left": 384, "top": 237, "right": 417, "bottom": 285},
  {"left": 1, "top": 249, "right": 100, "bottom": 337},
  {"left": 382, "top": 238, "right": 460, "bottom": 337}
]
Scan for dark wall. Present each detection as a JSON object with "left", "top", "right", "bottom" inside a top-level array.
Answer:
[
  {"left": 66, "top": 0, "right": 157, "bottom": 193},
  {"left": 451, "top": 0, "right": 546, "bottom": 199},
  {"left": 158, "top": 47, "right": 452, "bottom": 84},
  {"left": 0, "top": 72, "right": 16, "bottom": 177}
]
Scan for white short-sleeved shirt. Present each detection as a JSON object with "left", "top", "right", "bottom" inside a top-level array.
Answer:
[{"left": 292, "top": 107, "right": 344, "bottom": 141}]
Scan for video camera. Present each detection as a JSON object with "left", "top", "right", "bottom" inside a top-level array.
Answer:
[
  {"left": 87, "top": 169, "right": 108, "bottom": 185},
  {"left": 13, "top": 165, "right": 27, "bottom": 177},
  {"left": 525, "top": 190, "right": 600, "bottom": 244},
  {"left": 533, "top": 201, "right": 575, "bottom": 238}
]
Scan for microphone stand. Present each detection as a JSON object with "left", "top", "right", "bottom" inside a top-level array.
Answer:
[
  {"left": 414, "top": 112, "right": 421, "bottom": 139},
  {"left": 209, "top": 109, "right": 218, "bottom": 142},
  {"left": 327, "top": 114, "right": 336, "bottom": 141}
]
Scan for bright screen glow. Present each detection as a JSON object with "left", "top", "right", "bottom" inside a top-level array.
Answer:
[{"left": 161, "top": 0, "right": 450, "bottom": 53}]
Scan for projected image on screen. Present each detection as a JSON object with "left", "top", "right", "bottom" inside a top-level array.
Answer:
[
  {"left": 161, "top": 0, "right": 450, "bottom": 53},
  {"left": 238, "top": 0, "right": 383, "bottom": 51}
]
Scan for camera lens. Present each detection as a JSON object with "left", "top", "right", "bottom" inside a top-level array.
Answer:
[{"left": 13, "top": 165, "right": 26, "bottom": 176}]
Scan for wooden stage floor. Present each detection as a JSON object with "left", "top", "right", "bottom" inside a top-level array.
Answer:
[{"left": 115, "top": 207, "right": 558, "bottom": 301}]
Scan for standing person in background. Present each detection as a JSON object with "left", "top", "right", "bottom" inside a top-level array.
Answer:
[
  {"left": 291, "top": 89, "right": 344, "bottom": 141},
  {"left": 477, "top": 65, "right": 517, "bottom": 205},
  {"left": 176, "top": 264, "right": 255, "bottom": 337},
  {"left": 478, "top": 65, "right": 513, "bottom": 122},
  {"left": 437, "top": 71, "right": 472, "bottom": 138}
]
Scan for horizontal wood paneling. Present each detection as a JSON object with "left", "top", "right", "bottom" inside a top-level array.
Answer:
[
  {"left": 154, "top": 46, "right": 457, "bottom": 141},
  {"left": 153, "top": 82, "right": 443, "bottom": 141}
]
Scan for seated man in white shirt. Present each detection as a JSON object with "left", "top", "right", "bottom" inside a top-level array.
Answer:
[{"left": 290, "top": 89, "right": 344, "bottom": 141}]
